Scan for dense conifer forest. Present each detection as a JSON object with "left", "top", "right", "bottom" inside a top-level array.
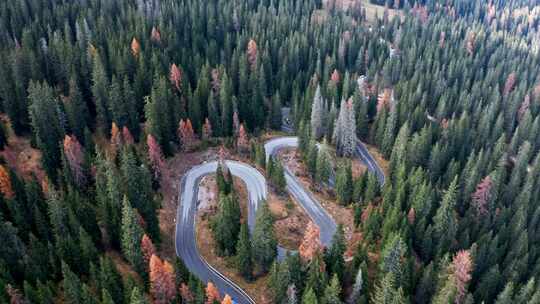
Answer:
[{"left": 1, "top": 0, "right": 540, "bottom": 303}]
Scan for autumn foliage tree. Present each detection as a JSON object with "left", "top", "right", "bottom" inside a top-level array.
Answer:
[
  {"left": 452, "top": 250, "right": 473, "bottom": 304},
  {"left": 141, "top": 234, "right": 156, "bottom": 266},
  {"left": 151, "top": 26, "right": 161, "bottom": 44},
  {"left": 180, "top": 284, "right": 194, "bottom": 303},
  {"left": 5, "top": 284, "right": 25, "bottom": 304},
  {"left": 503, "top": 72, "right": 516, "bottom": 96},
  {"left": 299, "top": 222, "right": 322, "bottom": 261},
  {"left": 149, "top": 254, "right": 177, "bottom": 304},
  {"left": 63, "top": 135, "right": 86, "bottom": 186},
  {"left": 110, "top": 122, "right": 122, "bottom": 154},
  {"left": 178, "top": 119, "right": 196, "bottom": 150},
  {"left": 131, "top": 38, "right": 141, "bottom": 57},
  {"left": 0, "top": 165, "right": 14, "bottom": 199},
  {"left": 247, "top": 39, "right": 258, "bottom": 70},
  {"left": 170, "top": 64, "right": 183, "bottom": 92},
  {"left": 471, "top": 175, "right": 493, "bottom": 217},
  {"left": 221, "top": 295, "right": 233, "bottom": 304},
  {"left": 237, "top": 124, "right": 249, "bottom": 152},
  {"left": 205, "top": 282, "right": 220, "bottom": 304},
  {"left": 147, "top": 134, "right": 165, "bottom": 181},
  {"left": 122, "top": 126, "right": 135, "bottom": 145}
]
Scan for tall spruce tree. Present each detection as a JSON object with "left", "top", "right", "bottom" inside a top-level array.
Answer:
[
  {"left": 311, "top": 85, "right": 325, "bottom": 140},
  {"left": 236, "top": 221, "right": 253, "bottom": 280},
  {"left": 28, "top": 81, "right": 65, "bottom": 179},
  {"left": 252, "top": 201, "right": 277, "bottom": 273},
  {"left": 212, "top": 194, "right": 241, "bottom": 256},
  {"left": 121, "top": 196, "right": 145, "bottom": 273}
]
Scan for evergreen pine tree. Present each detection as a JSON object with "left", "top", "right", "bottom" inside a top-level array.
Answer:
[
  {"left": 252, "top": 201, "right": 277, "bottom": 273},
  {"left": 62, "top": 262, "right": 83, "bottom": 304},
  {"left": 212, "top": 194, "right": 241, "bottom": 256},
  {"left": 433, "top": 177, "right": 459, "bottom": 256},
  {"left": 311, "top": 85, "right": 325, "bottom": 140},
  {"left": 302, "top": 288, "right": 318, "bottom": 304},
  {"left": 121, "top": 196, "right": 145, "bottom": 273},
  {"left": 28, "top": 81, "right": 65, "bottom": 179},
  {"left": 236, "top": 221, "right": 253, "bottom": 280},
  {"left": 91, "top": 53, "right": 111, "bottom": 134},
  {"left": 325, "top": 225, "right": 346, "bottom": 281},
  {"left": 322, "top": 274, "right": 342, "bottom": 304},
  {"left": 335, "top": 163, "right": 353, "bottom": 205},
  {"left": 99, "top": 256, "right": 124, "bottom": 304}
]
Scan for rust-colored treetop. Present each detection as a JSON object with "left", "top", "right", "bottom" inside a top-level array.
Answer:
[
  {"left": 299, "top": 221, "right": 322, "bottom": 261},
  {"left": 0, "top": 165, "right": 14, "bottom": 199},
  {"left": 178, "top": 119, "right": 196, "bottom": 149},
  {"left": 237, "top": 123, "right": 249, "bottom": 150},
  {"left": 180, "top": 283, "right": 194, "bottom": 303},
  {"left": 205, "top": 282, "right": 220, "bottom": 304},
  {"left": 471, "top": 175, "right": 493, "bottom": 217},
  {"left": 151, "top": 26, "right": 162, "bottom": 43},
  {"left": 452, "top": 250, "right": 473, "bottom": 304},
  {"left": 247, "top": 39, "right": 258, "bottom": 69},
  {"left": 147, "top": 134, "right": 165, "bottom": 180},
  {"left": 141, "top": 234, "right": 156, "bottom": 265},
  {"left": 122, "top": 126, "right": 134, "bottom": 146},
  {"left": 111, "top": 122, "right": 122, "bottom": 149},
  {"left": 377, "top": 88, "right": 394, "bottom": 113},
  {"left": 330, "top": 69, "right": 340, "bottom": 85},
  {"left": 149, "top": 254, "right": 177, "bottom": 304},
  {"left": 131, "top": 37, "right": 141, "bottom": 57},
  {"left": 170, "top": 63, "right": 183, "bottom": 91},
  {"left": 63, "top": 135, "right": 85, "bottom": 186},
  {"left": 503, "top": 72, "right": 516, "bottom": 96},
  {"left": 221, "top": 294, "right": 233, "bottom": 304}
]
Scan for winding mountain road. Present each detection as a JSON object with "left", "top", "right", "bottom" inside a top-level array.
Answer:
[
  {"left": 175, "top": 160, "right": 264, "bottom": 304},
  {"left": 265, "top": 137, "right": 337, "bottom": 246},
  {"left": 175, "top": 137, "right": 386, "bottom": 304}
]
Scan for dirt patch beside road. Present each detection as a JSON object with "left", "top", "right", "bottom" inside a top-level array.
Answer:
[{"left": 278, "top": 148, "right": 361, "bottom": 259}]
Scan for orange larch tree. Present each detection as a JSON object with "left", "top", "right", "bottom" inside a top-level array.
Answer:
[
  {"left": 141, "top": 234, "right": 156, "bottom": 266},
  {"left": 149, "top": 254, "right": 177, "bottom": 304},
  {"left": 330, "top": 69, "right": 340, "bottom": 85},
  {"left": 503, "top": 72, "right": 516, "bottom": 96},
  {"left": 180, "top": 283, "right": 194, "bottom": 304},
  {"left": 0, "top": 165, "right": 14, "bottom": 199},
  {"left": 377, "top": 88, "right": 394, "bottom": 114},
  {"left": 63, "top": 135, "right": 86, "bottom": 186},
  {"left": 122, "top": 126, "right": 135, "bottom": 146},
  {"left": 178, "top": 119, "right": 196, "bottom": 150},
  {"left": 221, "top": 295, "right": 233, "bottom": 304},
  {"left": 110, "top": 122, "right": 122, "bottom": 154},
  {"left": 170, "top": 63, "right": 183, "bottom": 92},
  {"left": 151, "top": 26, "right": 162, "bottom": 44},
  {"left": 236, "top": 124, "right": 249, "bottom": 152},
  {"left": 247, "top": 39, "right": 258, "bottom": 70},
  {"left": 452, "top": 250, "right": 473, "bottom": 304},
  {"left": 205, "top": 282, "right": 220, "bottom": 304},
  {"left": 299, "top": 221, "right": 322, "bottom": 261},
  {"left": 471, "top": 175, "right": 493, "bottom": 217},
  {"left": 131, "top": 37, "right": 141, "bottom": 57},
  {"left": 147, "top": 134, "right": 165, "bottom": 181}
]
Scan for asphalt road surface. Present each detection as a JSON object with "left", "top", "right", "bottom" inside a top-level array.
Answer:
[
  {"left": 175, "top": 137, "right": 386, "bottom": 304},
  {"left": 175, "top": 160, "right": 265, "bottom": 304},
  {"left": 355, "top": 140, "right": 386, "bottom": 186},
  {"left": 265, "top": 137, "right": 337, "bottom": 246}
]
